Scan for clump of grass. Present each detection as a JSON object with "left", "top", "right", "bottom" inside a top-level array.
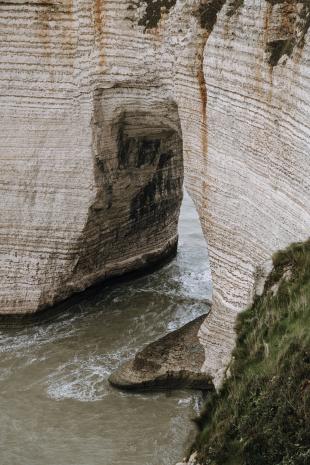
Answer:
[{"left": 191, "top": 239, "right": 310, "bottom": 465}]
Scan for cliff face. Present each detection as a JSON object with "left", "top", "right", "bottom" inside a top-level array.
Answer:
[
  {"left": 197, "top": 0, "right": 310, "bottom": 386},
  {"left": 0, "top": 0, "right": 309, "bottom": 384}
]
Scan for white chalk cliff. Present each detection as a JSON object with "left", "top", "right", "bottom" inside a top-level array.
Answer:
[{"left": 0, "top": 0, "right": 309, "bottom": 386}]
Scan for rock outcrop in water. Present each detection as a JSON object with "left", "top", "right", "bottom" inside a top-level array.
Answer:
[
  {"left": 109, "top": 314, "right": 214, "bottom": 391},
  {"left": 0, "top": 0, "right": 309, "bottom": 387}
]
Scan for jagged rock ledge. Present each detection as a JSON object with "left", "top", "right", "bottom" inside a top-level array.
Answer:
[{"left": 109, "top": 314, "right": 214, "bottom": 391}]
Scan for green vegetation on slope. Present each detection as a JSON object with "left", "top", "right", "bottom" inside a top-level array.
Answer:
[{"left": 192, "top": 239, "right": 310, "bottom": 465}]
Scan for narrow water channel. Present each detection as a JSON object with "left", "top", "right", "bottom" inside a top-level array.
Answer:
[{"left": 0, "top": 192, "right": 211, "bottom": 465}]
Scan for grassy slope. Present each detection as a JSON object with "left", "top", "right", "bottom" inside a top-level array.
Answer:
[{"left": 192, "top": 239, "right": 310, "bottom": 465}]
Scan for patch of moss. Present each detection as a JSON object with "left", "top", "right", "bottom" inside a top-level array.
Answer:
[
  {"left": 191, "top": 239, "right": 310, "bottom": 465},
  {"left": 267, "top": 38, "right": 295, "bottom": 66},
  {"left": 137, "top": 0, "right": 177, "bottom": 29},
  {"left": 299, "top": 2, "right": 310, "bottom": 48},
  {"left": 265, "top": 0, "right": 310, "bottom": 66},
  {"left": 196, "top": 0, "right": 226, "bottom": 33},
  {"left": 226, "top": 0, "right": 244, "bottom": 18}
]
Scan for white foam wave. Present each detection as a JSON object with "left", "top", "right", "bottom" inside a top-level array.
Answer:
[
  {"left": 0, "top": 317, "right": 80, "bottom": 355},
  {"left": 166, "top": 303, "right": 208, "bottom": 332},
  {"left": 46, "top": 349, "right": 134, "bottom": 402}
]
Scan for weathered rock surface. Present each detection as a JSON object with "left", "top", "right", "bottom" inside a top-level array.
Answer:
[
  {"left": 0, "top": 0, "right": 309, "bottom": 386},
  {"left": 109, "top": 314, "right": 213, "bottom": 390}
]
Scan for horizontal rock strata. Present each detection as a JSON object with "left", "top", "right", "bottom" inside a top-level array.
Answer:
[
  {"left": 109, "top": 314, "right": 214, "bottom": 391},
  {"left": 0, "top": 0, "right": 309, "bottom": 386}
]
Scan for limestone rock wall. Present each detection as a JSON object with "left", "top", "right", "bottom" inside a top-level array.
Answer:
[
  {"left": 198, "top": 0, "right": 310, "bottom": 385},
  {"left": 0, "top": 0, "right": 309, "bottom": 384},
  {"left": 0, "top": 0, "right": 185, "bottom": 313}
]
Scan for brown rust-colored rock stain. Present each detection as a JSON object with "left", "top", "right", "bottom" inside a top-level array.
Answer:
[
  {"left": 194, "top": 0, "right": 227, "bottom": 159},
  {"left": 94, "top": 0, "right": 106, "bottom": 66},
  {"left": 36, "top": 8, "right": 52, "bottom": 58},
  {"left": 36, "top": 1, "right": 74, "bottom": 71},
  {"left": 263, "top": 2, "right": 274, "bottom": 101},
  {"left": 197, "top": 42, "right": 208, "bottom": 159}
]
